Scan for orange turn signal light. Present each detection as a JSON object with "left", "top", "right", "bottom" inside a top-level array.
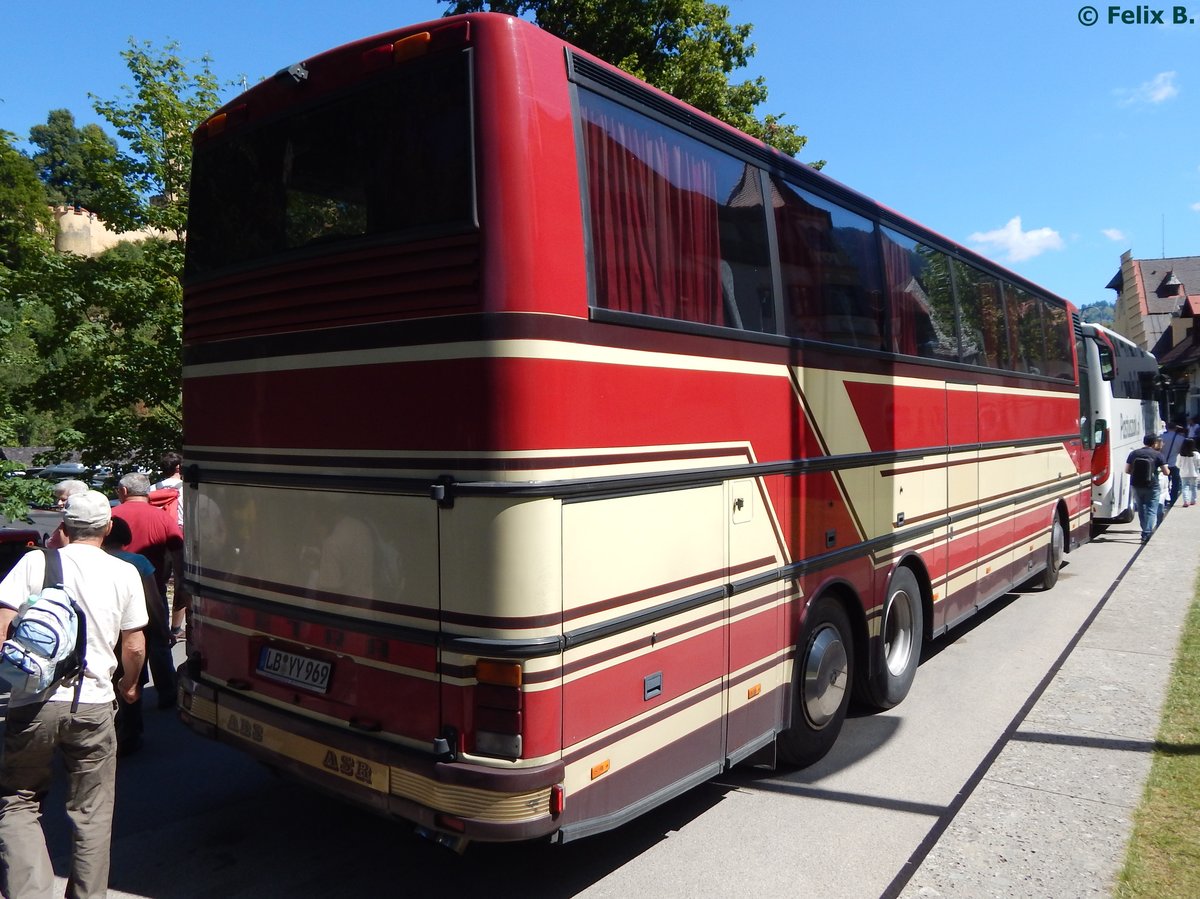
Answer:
[
  {"left": 394, "top": 32, "right": 431, "bottom": 62},
  {"left": 476, "top": 659, "right": 522, "bottom": 687}
]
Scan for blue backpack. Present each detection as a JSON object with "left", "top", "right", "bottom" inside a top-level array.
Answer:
[{"left": 0, "top": 550, "right": 87, "bottom": 709}]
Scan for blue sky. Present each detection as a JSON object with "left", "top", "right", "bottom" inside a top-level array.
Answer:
[{"left": 2, "top": 0, "right": 1197, "bottom": 307}]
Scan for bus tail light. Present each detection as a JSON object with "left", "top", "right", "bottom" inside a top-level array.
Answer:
[
  {"left": 550, "top": 784, "right": 565, "bottom": 818},
  {"left": 473, "top": 660, "right": 523, "bottom": 758},
  {"left": 1092, "top": 428, "right": 1111, "bottom": 485}
]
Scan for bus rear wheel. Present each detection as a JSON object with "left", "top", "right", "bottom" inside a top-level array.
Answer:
[
  {"left": 856, "top": 567, "right": 923, "bottom": 710},
  {"left": 1034, "top": 516, "right": 1065, "bottom": 591},
  {"left": 778, "top": 598, "right": 853, "bottom": 768}
]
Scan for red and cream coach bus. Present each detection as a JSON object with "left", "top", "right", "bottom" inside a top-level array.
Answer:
[{"left": 177, "top": 13, "right": 1093, "bottom": 847}]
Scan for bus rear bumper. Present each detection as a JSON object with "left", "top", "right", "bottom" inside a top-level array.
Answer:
[{"left": 177, "top": 672, "right": 565, "bottom": 843}]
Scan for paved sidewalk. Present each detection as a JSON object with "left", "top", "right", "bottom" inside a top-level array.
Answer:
[{"left": 900, "top": 505, "right": 1200, "bottom": 897}]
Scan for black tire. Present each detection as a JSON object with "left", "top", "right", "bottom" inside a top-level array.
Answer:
[
  {"left": 778, "top": 598, "right": 853, "bottom": 768},
  {"left": 1034, "top": 515, "right": 1065, "bottom": 590},
  {"left": 856, "top": 567, "right": 923, "bottom": 711}
]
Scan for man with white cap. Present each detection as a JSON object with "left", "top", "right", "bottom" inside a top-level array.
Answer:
[{"left": 0, "top": 490, "right": 147, "bottom": 899}]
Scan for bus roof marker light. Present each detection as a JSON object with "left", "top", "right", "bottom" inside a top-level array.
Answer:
[
  {"left": 393, "top": 32, "right": 432, "bottom": 63},
  {"left": 202, "top": 104, "right": 248, "bottom": 139}
]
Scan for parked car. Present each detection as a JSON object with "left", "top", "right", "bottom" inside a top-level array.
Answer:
[
  {"left": 35, "top": 462, "right": 91, "bottom": 482},
  {"left": 90, "top": 466, "right": 114, "bottom": 490},
  {"left": 0, "top": 528, "right": 41, "bottom": 580}
]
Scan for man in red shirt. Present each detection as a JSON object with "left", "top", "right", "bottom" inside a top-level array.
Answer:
[{"left": 112, "top": 472, "right": 188, "bottom": 708}]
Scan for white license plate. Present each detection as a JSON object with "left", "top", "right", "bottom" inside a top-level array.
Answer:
[{"left": 257, "top": 646, "right": 332, "bottom": 694}]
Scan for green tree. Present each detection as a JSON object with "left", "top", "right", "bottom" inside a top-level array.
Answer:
[
  {"left": 0, "top": 130, "right": 53, "bottom": 268},
  {"left": 0, "top": 130, "right": 59, "bottom": 456},
  {"left": 28, "top": 109, "right": 119, "bottom": 210},
  {"left": 1, "top": 39, "right": 221, "bottom": 513},
  {"left": 1080, "top": 300, "right": 1115, "bottom": 326},
  {"left": 0, "top": 462, "right": 54, "bottom": 523},
  {"left": 439, "top": 0, "right": 820, "bottom": 162},
  {"left": 90, "top": 39, "right": 223, "bottom": 239},
  {"left": 3, "top": 237, "right": 183, "bottom": 471}
]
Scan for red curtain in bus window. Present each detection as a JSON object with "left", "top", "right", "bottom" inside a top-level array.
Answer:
[
  {"left": 880, "top": 234, "right": 920, "bottom": 356},
  {"left": 583, "top": 109, "right": 723, "bottom": 326}
]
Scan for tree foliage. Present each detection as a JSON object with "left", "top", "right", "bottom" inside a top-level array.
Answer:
[
  {"left": 439, "top": 0, "right": 819, "bottom": 161},
  {"left": 0, "top": 131, "right": 53, "bottom": 269},
  {"left": 28, "top": 110, "right": 119, "bottom": 210},
  {"left": 1080, "top": 300, "right": 1115, "bottom": 326},
  {"left": 0, "top": 463, "right": 55, "bottom": 524},
  {"left": 90, "top": 40, "right": 223, "bottom": 239},
  {"left": 0, "top": 40, "right": 221, "bottom": 520},
  {"left": 3, "top": 238, "right": 184, "bottom": 469}
]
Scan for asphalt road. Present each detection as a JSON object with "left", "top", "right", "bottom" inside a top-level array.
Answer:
[{"left": 6, "top": 517, "right": 1147, "bottom": 898}]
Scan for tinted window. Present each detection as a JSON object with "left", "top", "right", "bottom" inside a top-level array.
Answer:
[
  {"left": 580, "top": 91, "right": 774, "bottom": 331},
  {"left": 186, "top": 52, "right": 474, "bottom": 280},
  {"left": 1042, "top": 301, "right": 1074, "bottom": 380},
  {"left": 953, "top": 260, "right": 1009, "bottom": 369},
  {"left": 775, "top": 182, "right": 885, "bottom": 349},
  {"left": 881, "top": 228, "right": 957, "bottom": 361},
  {"left": 1005, "top": 285, "right": 1047, "bottom": 375}
]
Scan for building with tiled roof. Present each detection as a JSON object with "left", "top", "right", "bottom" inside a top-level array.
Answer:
[{"left": 1107, "top": 251, "right": 1200, "bottom": 420}]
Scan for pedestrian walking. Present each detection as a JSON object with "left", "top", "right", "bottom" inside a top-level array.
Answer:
[
  {"left": 103, "top": 516, "right": 170, "bottom": 754},
  {"left": 1178, "top": 438, "right": 1199, "bottom": 507},
  {"left": 1127, "top": 435, "right": 1170, "bottom": 542},
  {"left": 45, "top": 479, "right": 89, "bottom": 550},
  {"left": 0, "top": 490, "right": 147, "bottom": 899},
  {"left": 1159, "top": 421, "right": 1186, "bottom": 507},
  {"left": 112, "top": 472, "right": 187, "bottom": 689}
]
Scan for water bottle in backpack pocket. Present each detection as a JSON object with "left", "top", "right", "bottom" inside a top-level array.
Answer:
[{"left": 0, "top": 549, "right": 87, "bottom": 706}]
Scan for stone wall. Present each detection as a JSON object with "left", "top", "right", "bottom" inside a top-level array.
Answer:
[{"left": 52, "top": 205, "right": 164, "bottom": 257}]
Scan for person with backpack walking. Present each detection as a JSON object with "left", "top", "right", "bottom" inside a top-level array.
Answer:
[
  {"left": 1126, "top": 435, "right": 1171, "bottom": 543},
  {"left": 0, "top": 490, "right": 147, "bottom": 899}
]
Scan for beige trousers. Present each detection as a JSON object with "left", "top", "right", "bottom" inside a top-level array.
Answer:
[{"left": 0, "top": 700, "right": 117, "bottom": 899}]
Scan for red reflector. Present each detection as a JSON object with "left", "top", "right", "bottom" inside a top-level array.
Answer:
[
  {"left": 429, "top": 21, "right": 470, "bottom": 51},
  {"left": 475, "top": 683, "right": 521, "bottom": 711},
  {"left": 362, "top": 43, "right": 395, "bottom": 71},
  {"left": 550, "top": 784, "right": 565, "bottom": 817},
  {"left": 475, "top": 706, "right": 521, "bottom": 734},
  {"left": 434, "top": 813, "right": 467, "bottom": 833}
]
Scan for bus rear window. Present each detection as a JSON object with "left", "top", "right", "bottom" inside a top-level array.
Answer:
[{"left": 185, "top": 52, "right": 475, "bottom": 281}]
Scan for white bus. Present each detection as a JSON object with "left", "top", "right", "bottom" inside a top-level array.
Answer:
[{"left": 1080, "top": 322, "right": 1159, "bottom": 523}]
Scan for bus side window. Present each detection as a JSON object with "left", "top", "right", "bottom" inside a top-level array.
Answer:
[
  {"left": 881, "top": 228, "right": 957, "bottom": 362},
  {"left": 775, "top": 179, "right": 885, "bottom": 350},
  {"left": 953, "top": 260, "right": 1008, "bottom": 370},
  {"left": 580, "top": 90, "right": 774, "bottom": 334},
  {"left": 715, "top": 164, "right": 774, "bottom": 333},
  {"left": 1003, "top": 284, "right": 1047, "bottom": 375},
  {"left": 1041, "top": 300, "right": 1074, "bottom": 380},
  {"left": 1098, "top": 344, "right": 1115, "bottom": 380}
]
